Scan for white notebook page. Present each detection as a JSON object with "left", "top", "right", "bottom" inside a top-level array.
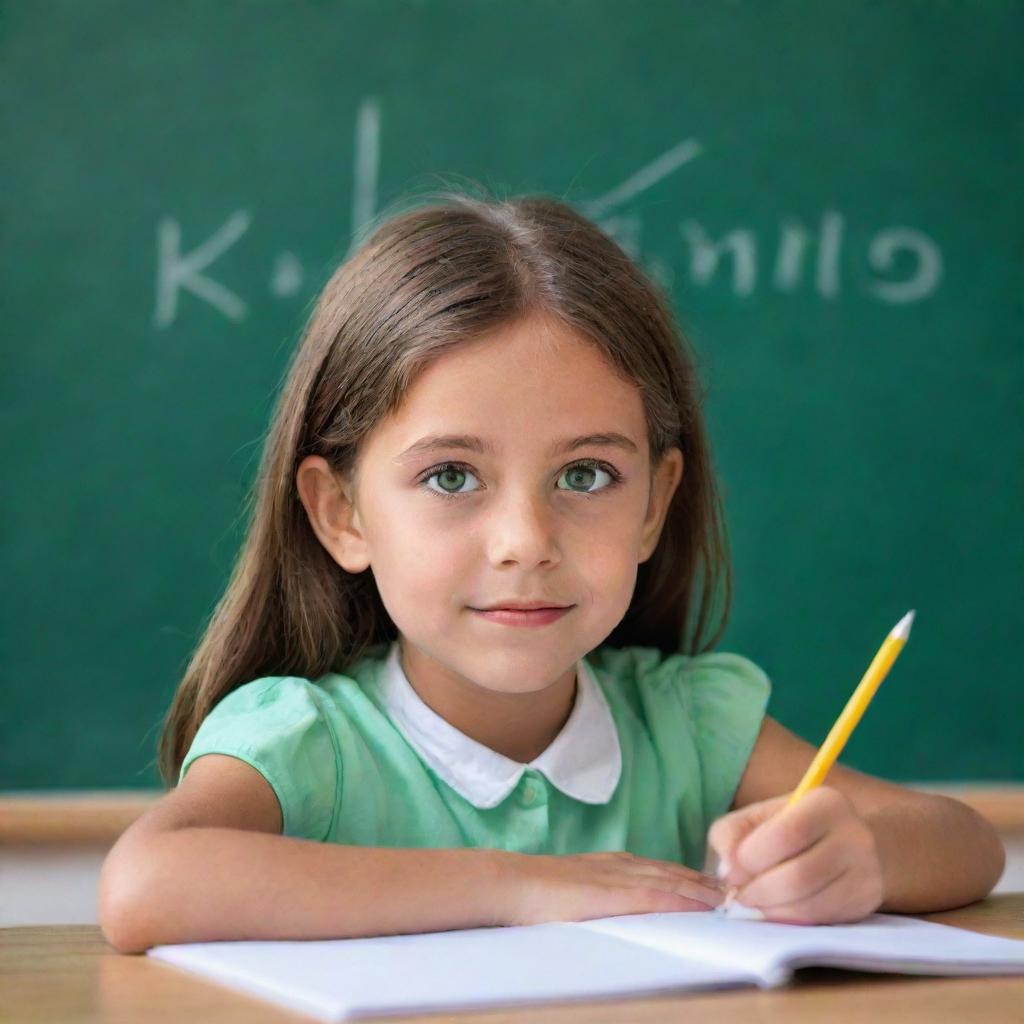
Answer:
[
  {"left": 577, "top": 910, "right": 1024, "bottom": 987},
  {"left": 149, "top": 921, "right": 756, "bottom": 1022}
]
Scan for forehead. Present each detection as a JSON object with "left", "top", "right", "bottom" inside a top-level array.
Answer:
[{"left": 375, "top": 316, "right": 648, "bottom": 457}]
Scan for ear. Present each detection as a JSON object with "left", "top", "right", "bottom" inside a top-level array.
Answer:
[
  {"left": 295, "top": 455, "right": 371, "bottom": 573},
  {"left": 638, "top": 447, "right": 684, "bottom": 564}
]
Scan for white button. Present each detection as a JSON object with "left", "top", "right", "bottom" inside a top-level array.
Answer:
[{"left": 523, "top": 785, "right": 536, "bottom": 805}]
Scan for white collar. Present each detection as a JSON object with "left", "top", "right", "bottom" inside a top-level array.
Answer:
[{"left": 373, "top": 641, "right": 622, "bottom": 809}]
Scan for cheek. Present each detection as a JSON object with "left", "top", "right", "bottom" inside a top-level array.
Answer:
[
  {"left": 574, "top": 533, "right": 641, "bottom": 601},
  {"left": 583, "top": 503, "right": 648, "bottom": 588},
  {"left": 371, "top": 552, "right": 449, "bottom": 637},
  {"left": 368, "top": 506, "right": 468, "bottom": 613}
]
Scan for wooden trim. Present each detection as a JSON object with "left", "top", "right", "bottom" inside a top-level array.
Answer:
[
  {"left": 1, "top": 785, "right": 1023, "bottom": 846},
  {"left": 0, "top": 792, "right": 160, "bottom": 845}
]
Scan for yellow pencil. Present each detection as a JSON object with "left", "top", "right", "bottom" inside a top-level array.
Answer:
[{"left": 719, "top": 609, "right": 915, "bottom": 918}]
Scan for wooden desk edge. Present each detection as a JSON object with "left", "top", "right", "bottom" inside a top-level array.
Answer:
[
  {"left": 1, "top": 784, "right": 1023, "bottom": 845},
  {"left": 1, "top": 895, "right": 1023, "bottom": 1024}
]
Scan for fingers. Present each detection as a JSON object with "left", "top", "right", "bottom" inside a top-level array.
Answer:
[
  {"left": 707, "top": 794, "right": 789, "bottom": 881},
  {"left": 735, "top": 789, "right": 839, "bottom": 880},
  {"left": 601, "top": 850, "right": 720, "bottom": 888},
  {"left": 595, "top": 852, "right": 724, "bottom": 907},
  {"left": 733, "top": 830, "right": 846, "bottom": 909},
  {"left": 709, "top": 788, "right": 885, "bottom": 925},
  {"left": 711, "top": 788, "right": 848, "bottom": 888},
  {"left": 622, "top": 859, "right": 721, "bottom": 892},
  {"left": 633, "top": 888, "right": 719, "bottom": 913},
  {"left": 597, "top": 887, "right": 719, "bottom": 917},
  {"left": 513, "top": 851, "right": 724, "bottom": 926},
  {"left": 634, "top": 875, "right": 724, "bottom": 908},
  {"left": 742, "top": 865, "right": 884, "bottom": 925},
  {"left": 751, "top": 868, "right": 852, "bottom": 925}
]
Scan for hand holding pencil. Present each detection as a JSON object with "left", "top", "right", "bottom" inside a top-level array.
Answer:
[{"left": 706, "top": 610, "right": 915, "bottom": 925}]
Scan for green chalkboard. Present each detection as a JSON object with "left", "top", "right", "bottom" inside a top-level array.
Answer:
[{"left": 3, "top": 1, "right": 1021, "bottom": 790}]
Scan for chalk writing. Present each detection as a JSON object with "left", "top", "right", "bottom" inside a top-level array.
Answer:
[{"left": 153, "top": 104, "right": 944, "bottom": 326}]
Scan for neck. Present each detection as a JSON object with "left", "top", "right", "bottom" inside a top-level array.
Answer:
[{"left": 398, "top": 645, "right": 578, "bottom": 763}]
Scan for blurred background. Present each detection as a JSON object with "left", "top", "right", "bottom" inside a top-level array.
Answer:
[{"left": 2, "top": 1, "right": 1021, "bottom": 921}]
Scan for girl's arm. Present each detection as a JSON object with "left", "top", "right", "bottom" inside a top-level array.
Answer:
[
  {"left": 715, "top": 716, "right": 1005, "bottom": 915},
  {"left": 97, "top": 755, "right": 509, "bottom": 953},
  {"left": 100, "top": 825, "right": 510, "bottom": 953},
  {"left": 99, "top": 754, "right": 723, "bottom": 953},
  {"left": 860, "top": 792, "right": 1006, "bottom": 912}
]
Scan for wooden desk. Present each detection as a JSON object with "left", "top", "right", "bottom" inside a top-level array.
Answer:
[{"left": 2, "top": 895, "right": 1022, "bottom": 1024}]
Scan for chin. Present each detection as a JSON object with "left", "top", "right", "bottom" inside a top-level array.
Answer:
[{"left": 459, "top": 646, "right": 579, "bottom": 688}]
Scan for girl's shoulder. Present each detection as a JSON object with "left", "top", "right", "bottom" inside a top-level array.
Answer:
[
  {"left": 184, "top": 674, "right": 337, "bottom": 768},
  {"left": 202, "top": 642, "right": 393, "bottom": 721},
  {"left": 586, "top": 644, "right": 773, "bottom": 829},
  {"left": 584, "top": 643, "right": 772, "bottom": 746},
  {"left": 585, "top": 643, "right": 772, "bottom": 703},
  {"left": 200, "top": 673, "right": 333, "bottom": 724},
  {"left": 180, "top": 674, "right": 343, "bottom": 841}
]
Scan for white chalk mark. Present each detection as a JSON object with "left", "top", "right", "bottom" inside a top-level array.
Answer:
[
  {"left": 774, "top": 219, "right": 812, "bottom": 291},
  {"left": 681, "top": 220, "right": 757, "bottom": 296},
  {"left": 270, "top": 251, "right": 303, "bottom": 297},
  {"left": 867, "top": 227, "right": 943, "bottom": 303},
  {"left": 153, "top": 211, "right": 250, "bottom": 327},
  {"left": 583, "top": 139, "right": 703, "bottom": 220},
  {"left": 598, "top": 214, "right": 642, "bottom": 259},
  {"left": 816, "top": 209, "right": 843, "bottom": 300},
  {"left": 645, "top": 256, "right": 675, "bottom": 291},
  {"left": 348, "top": 96, "right": 381, "bottom": 256},
  {"left": 772, "top": 211, "right": 843, "bottom": 298}
]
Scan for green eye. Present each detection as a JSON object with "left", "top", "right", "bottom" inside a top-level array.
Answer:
[
  {"left": 425, "top": 465, "right": 479, "bottom": 496},
  {"left": 438, "top": 466, "right": 473, "bottom": 493},
  {"left": 418, "top": 459, "right": 622, "bottom": 501},
  {"left": 558, "top": 462, "right": 614, "bottom": 493}
]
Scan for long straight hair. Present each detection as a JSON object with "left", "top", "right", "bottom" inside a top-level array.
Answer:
[{"left": 157, "top": 188, "right": 733, "bottom": 787}]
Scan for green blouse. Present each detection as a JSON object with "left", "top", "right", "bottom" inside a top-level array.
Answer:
[{"left": 179, "top": 642, "right": 771, "bottom": 871}]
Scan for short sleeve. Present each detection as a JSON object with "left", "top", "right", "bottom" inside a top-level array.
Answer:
[
  {"left": 681, "top": 652, "right": 772, "bottom": 825},
  {"left": 178, "top": 676, "right": 341, "bottom": 842}
]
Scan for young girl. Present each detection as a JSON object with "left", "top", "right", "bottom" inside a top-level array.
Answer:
[{"left": 98, "top": 190, "right": 1004, "bottom": 954}]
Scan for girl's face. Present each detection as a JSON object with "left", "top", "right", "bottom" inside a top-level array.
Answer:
[{"left": 299, "top": 314, "right": 683, "bottom": 698}]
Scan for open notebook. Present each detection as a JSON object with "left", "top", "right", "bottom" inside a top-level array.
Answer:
[{"left": 147, "top": 910, "right": 1024, "bottom": 1021}]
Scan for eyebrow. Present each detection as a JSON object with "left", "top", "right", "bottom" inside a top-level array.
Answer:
[{"left": 394, "top": 432, "right": 640, "bottom": 463}]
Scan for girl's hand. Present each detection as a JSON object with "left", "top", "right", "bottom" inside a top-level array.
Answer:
[
  {"left": 500, "top": 851, "right": 725, "bottom": 926},
  {"left": 708, "top": 786, "right": 886, "bottom": 925}
]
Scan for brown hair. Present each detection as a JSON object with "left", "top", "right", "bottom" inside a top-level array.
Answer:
[{"left": 156, "top": 186, "right": 733, "bottom": 788}]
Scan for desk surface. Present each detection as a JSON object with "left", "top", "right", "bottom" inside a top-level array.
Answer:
[{"left": 3, "top": 895, "right": 1023, "bottom": 1024}]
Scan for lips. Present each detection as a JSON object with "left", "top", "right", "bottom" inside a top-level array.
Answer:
[
  {"left": 476, "top": 605, "right": 570, "bottom": 612},
  {"left": 473, "top": 601, "right": 572, "bottom": 611},
  {"left": 471, "top": 606, "right": 573, "bottom": 627}
]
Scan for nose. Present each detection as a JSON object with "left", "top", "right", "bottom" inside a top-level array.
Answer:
[{"left": 485, "top": 487, "right": 562, "bottom": 568}]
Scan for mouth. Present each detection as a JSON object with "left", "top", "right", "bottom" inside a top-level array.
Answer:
[
  {"left": 469, "top": 605, "right": 575, "bottom": 627},
  {"left": 473, "top": 604, "right": 572, "bottom": 612}
]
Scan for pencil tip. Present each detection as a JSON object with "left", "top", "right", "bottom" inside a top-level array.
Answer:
[{"left": 892, "top": 609, "right": 915, "bottom": 641}]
